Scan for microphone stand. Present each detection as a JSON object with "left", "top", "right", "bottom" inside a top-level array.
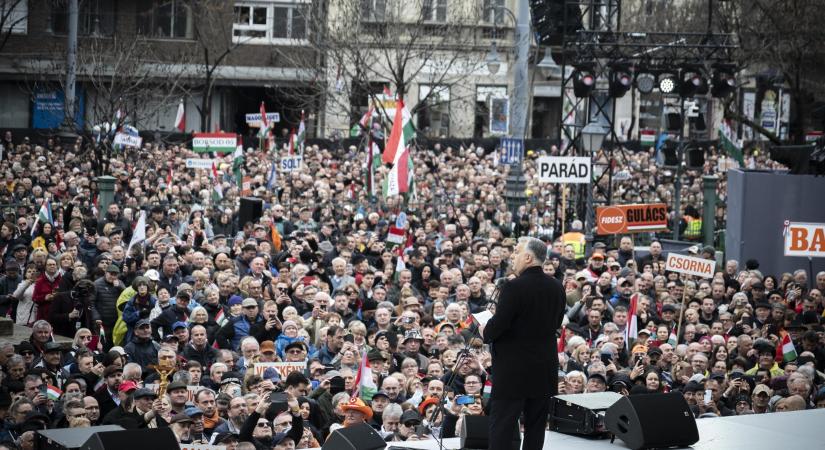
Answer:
[{"left": 427, "top": 282, "right": 502, "bottom": 450}]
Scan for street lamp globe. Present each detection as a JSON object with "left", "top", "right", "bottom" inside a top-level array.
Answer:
[
  {"left": 537, "top": 50, "right": 562, "bottom": 79},
  {"left": 486, "top": 41, "right": 502, "bottom": 75},
  {"left": 581, "top": 122, "right": 609, "bottom": 153}
]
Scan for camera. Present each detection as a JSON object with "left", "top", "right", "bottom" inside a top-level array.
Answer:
[{"left": 403, "top": 316, "right": 415, "bottom": 324}]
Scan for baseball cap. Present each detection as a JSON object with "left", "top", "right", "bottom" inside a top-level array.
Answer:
[
  {"left": 242, "top": 298, "right": 258, "bottom": 308},
  {"left": 260, "top": 341, "right": 276, "bottom": 354},
  {"left": 228, "top": 295, "right": 243, "bottom": 306},
  {"left": 133, "top": 388, "right": 157, "bottom": 399},
  {"left": 144, "top": 269, "right": 160, "bottom": 281},
  {"left": 185, "top": 406, "right": 204, "bottom": 418},
  {"left": 118, "top": 380, "right": 138, "bottom": 394},
  {"left": 172, "top": 321, "right": 188, "bottom": 331},
  {"left": 753, "top": 384, "right": 773, "bottom": 397},
  {"left": 136, "top": 318, "right": 151, "bottom": 328}
]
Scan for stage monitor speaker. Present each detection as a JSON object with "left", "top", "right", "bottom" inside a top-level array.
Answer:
[
  {"left": 322, "top": 423, "right": 384, "bottom": 450},
  {"left": 665, "top": 112, "right": 683, "bottom": 131},
  {"left": 459, "top": 415, "right": 519, "bottom": 450},
  {"left": 239, "top": 197, "right": 263, "bottom": 227},
  {"left": 37, "top": 426, "right": 124, "bottom": 450},
  {"left": 605, "top": 392, "right": 698, "bottom": 450},
  {"left": 79, "top": 427, "right": 177, "bottom": 450},
  {"left": 549, "top": 392, "right": 622, "bottom": 437}
]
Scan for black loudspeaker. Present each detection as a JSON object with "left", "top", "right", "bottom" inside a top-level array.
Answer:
[
  {"left": 37, "top": 426, "right": 124, "bottom": 450},
  {"left": 459, "top": 415, "right": 519, "bottom": 450},
  {"left": 549, "top": 392, "right": 622, "bottom": 437},
  {"left": 322, "top": 423, "right": 385, "bottom": 450},
  {"left": 239, "top": 197, "right": 263, "bottom": 227},
  {"left": 605, "top": 393, "right": 699, "bottom": 450},
  {"left": 79, "top": 427, "right": 178, "bottom": 450},
  {"left": 665, "top": 112, "right": 683, "bottom": 131}
]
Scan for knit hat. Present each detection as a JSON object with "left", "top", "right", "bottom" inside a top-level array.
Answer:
[{"left": 282, "top": 320, "right": 298, "bottom": 330}]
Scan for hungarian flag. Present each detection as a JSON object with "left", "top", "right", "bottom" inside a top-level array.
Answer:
[
  {"left": 667, "top": 330, "right": 678, "bottom": 347},
  {"left": 232, "top": 143, "right": 244, "bottom": 186},
  {"left": 624, "top": 293, "right": 639, "bottom": 349},
  {"left": 174, "top": 99, "right": 185, "bottom": 132},
  {"left": 350, "top": 107, "right": 374, "bottom": 137},
  {"left": 557, "top": 326, "right": 567, "bottom": 358},
  {"left": 46, "top": 385, "right": 62, "bottom": 401},
  {"left": 258, "top": 102, "right": 270, "bottom": 150},
  {"left": 215, "top": 308, "right": 226, "bottom": 327},
  {"left": 31, "top": 199, "right": 52, "bottom": 236},
  {"left": 366, "top": 141, "right": 379, "bottom": 197},
  {"left": 383, "top": 99, "right": 415, "bottom": 197},
  {"left": 295, "top": 111, "right": 306, "bottom": 155},
  {"left": 211, "top": 162, "right": 223, "bottom": 202},
  {"left": 776, "top": 333, "right": 797, "bottom": 362},
  {"left": 353, "top": 351, "right": 377, "bottom": 401},
  {"left": 719, "top": 119, "right": 744, "bottom": 166},
  {"left": 126, "top": 211, "right": 147, "bottom": 255}
]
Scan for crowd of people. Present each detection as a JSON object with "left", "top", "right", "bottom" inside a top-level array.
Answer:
[{"left": 0, "top": 128, "right": 820, "bottom": 450}]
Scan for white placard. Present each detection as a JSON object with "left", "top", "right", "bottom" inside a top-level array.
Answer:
[
  {"left": 665, "top": 253, "right": 716, "bottom": 278},
  {"left": 279, "top": 155, "right": 303, "bottom": 172},
  {"left": 253, "top": 361, "right": 307, "bottom": 379},
  {"left": 185, "top": 158, "right": 215, "bottom": 169},
  {"left": 784, "top": 222, "right": 825, "bottom": 257},
  {"left": 537, "top": 156, "right": 591, "bottom": 184},
  {"left": 114, "top": 132, "right": 142, "bottom": 148},
  {"left": 245, "top": 112, "right": 281, "bottom": 128}
]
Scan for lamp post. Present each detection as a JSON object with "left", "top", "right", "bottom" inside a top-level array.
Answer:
[
  {"left": 486, "top": 0, "right": 531, "bottom": 222},
  {"left": 581, "top": 121, "right": 608, "bottom": 244}
]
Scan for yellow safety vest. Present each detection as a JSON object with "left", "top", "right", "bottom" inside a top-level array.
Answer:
[
  {"left": 562, "top": 232, "right": 586, "bottom": 259},
  {"left": 684, "top": 217, "right": 703, "bottom": 240}
]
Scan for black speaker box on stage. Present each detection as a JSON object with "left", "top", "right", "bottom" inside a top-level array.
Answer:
[
  {"left": 79, "top": 427, "right": 177, "bottom": 450},
  {"left": 549, "top": 392, "right": 622, "bottom": 437},
  {"left": 605, "top": 392, "right": 698, "bottom": 450},
  {"left": 322, "top": 423, "right": 385, "bottom": 450},
  {"left": 239, "top": 197, "right": 263, "bottom": 227},
  {"left": 36, "top": 426, "right": 124, "bottom": 450},
  {"left": 459, "top": 415, "right": 519, "bottom": 450}
]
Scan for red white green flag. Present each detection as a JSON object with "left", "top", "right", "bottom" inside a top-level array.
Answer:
[{"left": 353, "top": 351, "right": 377, "bottom": 401}]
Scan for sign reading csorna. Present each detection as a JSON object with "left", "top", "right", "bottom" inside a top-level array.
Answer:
[
  {"left": 665, "top": 253, "right": 716, "bottom": 278},
  {"left": 596, "top": 203, "right": 668, "bottom": 235}
]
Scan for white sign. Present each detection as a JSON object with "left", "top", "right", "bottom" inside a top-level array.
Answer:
[
  {"left": 537, "top": 156, "right": 591, "bottom": 184},
  {"left": 185, "top": 158, "right": 215, "bottom": 169},
  {"left": 113, "top": 132, "right": 142, "bottom": 148},
  {"left": 253, "top": 361, "right": 307, "bottom": 379},
  {"left": 665, "top": 253, "right": 716, "bottom": 278},
  {"left": 279, "top": 155, "right": 303, "bottom": 172},
  {"left": 245, "top": 112, "right": 281, "bottom": 128},
  {"left": 784, "top": 222, "right": 825, "bottom": 257}
]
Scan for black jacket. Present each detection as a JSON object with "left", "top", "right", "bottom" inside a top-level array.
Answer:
[
  {"left": 123, "top": 336, "right": 160, "bottom": 368},
  {"left": 151, "top": 305, "right": 188, "bottom": 338},
  {"left": 93, "top": 276, "right": 124, "bottom": 327},
  {"left": 0, "top": 273, "right": 21, "bottom": 317},
  {"left": 181, "top": 342, "right": 218, "bottom": 368},
  {"left": 483, "top": 265, "right": 565, "bottom": 399}
]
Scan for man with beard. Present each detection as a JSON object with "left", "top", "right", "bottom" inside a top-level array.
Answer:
[
  {"left": 212, "top": 396, "right": 247, "bottom": 436},
  {"left": 195, "top": 389, "right": 223, "bottom": 439}
]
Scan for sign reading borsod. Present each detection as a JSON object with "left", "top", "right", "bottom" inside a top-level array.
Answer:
[
  {"left": 192, "top": 133, "right": 236, "bottom": 153},
  {"left": 537, "top": 156, "right": 591, "bottom": 184},
  {"left": 665, "top": 253, "right": 716, "bottom": 278}
]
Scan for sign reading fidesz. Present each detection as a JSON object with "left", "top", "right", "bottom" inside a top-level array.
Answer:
[
  {"left": 537, "top": 156, "right": 591, "bottom": 184},
  {"left": 596, "top": 203, "right": 668, "bottom": 235},
  {"left": 665, "top": 253, "right": 716, "bottom": 278},
  {"left": 192, "top": 133, "right": 236, "bottom": 153},
  {"left": 784, "top": 222, "right": 825, "bottom": 257}
]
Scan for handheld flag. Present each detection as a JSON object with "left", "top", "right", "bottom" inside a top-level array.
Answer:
[
  {"left": 46, "top": 385, "right": 62, "bottom": 401},
  {"left": 232, "top": 143, "right": 244, "bottom": 186},
  {"left": 174, "top": 99, "right": 185, "bottom": 132},
  {"left": 625, "top": 293, "right": 639, "bottom": 349},
  {"left": 776, "top": 333, "right": 797, "bottom": 363},
  {"left": 126, "top": 211, "right": 147, "bottom": 255},
  {"left": 31, "top": 199, "right": 53, "bottom": 236},
  {"left": 383, "top": 99, "right": 415, "bottom": 197},
  {"left": 353, "top": 351, "right": 377, "bottom": 401},
  {"left": 211, "top": 162, "right": 223, "bottom": 202}
]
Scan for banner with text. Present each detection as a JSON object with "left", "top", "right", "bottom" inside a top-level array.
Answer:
[
  {"left": 665, "top": 253, "right": 716, "bottom": 278},
  {"left": 596, "top": 203, "right": 669, "bottom": 235},
  {"left": 192, "top": 133, "right": 236, "bottom": 153},
  {"left": 280, "top": 155, "right": 303, "bottom": 172},
  {"left": 784, "top": 222, "right": 825, "bottom": 257},
  {"left": 113, "top": 132, "right": 142, "bottom": 148},
  {"left": 252, "top": 361, "right": 307, "bottom": 379},
  {"left": 185, "top": 158, "right": 215, "bottom": 170},
  {"left": 245, "top": 112, "right": 281, "bottom": 128},
  {"left": 537, "top": 156, "right": 591, "bottom": 184}
]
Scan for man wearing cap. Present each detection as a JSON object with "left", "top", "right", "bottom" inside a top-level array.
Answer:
[
  {"left": 584, "top": 253, "right": 607, "bottom": 281},
  {"left": 167, "top": 381, "right": 190, "bottom": 415},
  {"left": 387, "top": 409, "right": 425, "bottom": 442},
  {"left": 152, "top": 290, "right": 191, "bottom": 338},
  {"left": 32, "top": 342, "right": 69, "bottom": 388},
  {"left": 481, "top": 237, "right": 565, "bottom": 450},
  {"left": 123, "top": 318, "right": 161, "bottom": 368},
  {"left": 93, "top": 264, "right": 124, "bottom": 340},
  {"left": 216, "top": 297, "right": 263, "bottom": 350},
  {"left": 94, "top": 365, "right": 123, "bottom": 418},
  {"left": 610, "top": 277, "right": 634, "bottom": 308}
]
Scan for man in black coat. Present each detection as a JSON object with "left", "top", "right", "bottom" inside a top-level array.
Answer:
[{"left": 481, "top": 236, "right": 565, "bottom": 450}]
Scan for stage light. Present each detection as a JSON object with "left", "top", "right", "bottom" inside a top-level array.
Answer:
[
  {"left": 609, "top": 68, "right": 633, "bottom": 98},
  {"left": 635, "top": 72, "right": 656, "bottom": 94},
  {"left": 658, "top": 73, "right": 677, "bottom": 94},
  {"left": 679, "top": 69, "right": 705, "bottom": 98},
  {"left": 711, "top": 64, "right": 737, "bottom": 98},
  {"left": 573, "top": 68, "right": 596, "bottom": 97}
]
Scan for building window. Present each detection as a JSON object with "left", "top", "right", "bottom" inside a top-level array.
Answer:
[
  {"left": 421, "top": 0, "right": 446, "bottom": 23},
  {"left": 1, "top": 0, "right": 27, "bottom": 34},
  {"left": 50, "top": 0, "right": 115, "bottom": 36},
  {"left": 136, "top": 0, "right": 193, "bottom": 39},
  {"left": 232, "top": 1, "right": 309, "bottom": 44},
  {"left": 417, "top": 84, "right": 450, "bottom": 138},
  {"left": 481, "top": 0, "right": 504, "bottom": 25},
  {"left": 360, "top": 0, "right": 386, "bottom": 22},
  {"left": 475, "top": 85, "right": 507, "bottom": 138}
]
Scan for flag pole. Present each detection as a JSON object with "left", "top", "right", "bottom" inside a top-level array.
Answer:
[{"left": 674, "top": 279, "right": 690, "bottom": 345}]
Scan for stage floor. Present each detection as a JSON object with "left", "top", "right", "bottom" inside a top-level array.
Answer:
[{"left": 380, "top": 408, "right": 824, "bottom": 450}]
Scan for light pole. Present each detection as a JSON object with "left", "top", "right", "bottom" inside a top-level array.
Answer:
[
  {"left": 581, "top": 122, "right": 609, "bottom": 243},
  {"left": 485, "top": 0, "right": 531, "bottom": 222}
]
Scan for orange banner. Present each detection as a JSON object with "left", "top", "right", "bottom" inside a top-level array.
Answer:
[{"left": 596, "top": 203, "right": 668, "bottom": 235}]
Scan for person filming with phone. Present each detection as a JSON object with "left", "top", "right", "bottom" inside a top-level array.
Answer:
[{"left": 480, "top": 237, "right": 565, "bottom": 450}]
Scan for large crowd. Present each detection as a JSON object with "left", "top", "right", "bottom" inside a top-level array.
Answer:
[{"left": 0, "top": 128, "right": 820, "bottom": 450}]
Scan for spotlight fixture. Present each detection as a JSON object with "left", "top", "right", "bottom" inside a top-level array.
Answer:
[
  {"left": 711, "top": 64, "right": 737, "bottom": 98},
  {"left": 608, "top": 66, "right": 633, "bottom": 98},
  {"left": 635, "top": 72, "right": 656, "bottom": 94},
  {"left": 658, "top": 73, "right": 678, "bottom": 94},
  {"left": 573, "top": 67, "right": 596, "bottom": 97},
  {"left": 679, "top": 68, "right": 705, "bottom": 98}
]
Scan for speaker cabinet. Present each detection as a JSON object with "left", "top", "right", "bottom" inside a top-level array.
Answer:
[
  {"left": 322, "top": 423, "right": 385, "bottom": 450},
  {"left": 37, "top": 426, "right": 124, "bottom": 450},
  {"left": 239, "top": 197, "right": 264, "bottom": 227},
  {"left": 605, "top": 393, "right": 698, "bottom": 450},
  {"left": 79, "top": 427, "right": 177, "bottom": 450},
  {"left": 459, "top": 415, "right": 519, "bottom": 450}
]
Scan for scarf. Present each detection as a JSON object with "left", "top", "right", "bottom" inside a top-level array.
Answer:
[{"left": 202, "top": 411, "right": 222, "bottom": 429}]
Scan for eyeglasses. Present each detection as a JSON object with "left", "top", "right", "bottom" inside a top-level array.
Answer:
[
  {"left": 243, "top": 305, "right": 257, "bottom": 309},
  {"left": 256, "top": 422, "right": 271, "bottom": 428},
  {"left": 403, "top": 422, "right": 420, "bottom": 428},
  {"left": 80, "top": 335, "right": 93, "bottom": 341},
  {"left": 464, "top": 381, "right": 480, "bottom": 385},
  {"left": 20, "top": 351, "right": 33, "bottom": 356}
]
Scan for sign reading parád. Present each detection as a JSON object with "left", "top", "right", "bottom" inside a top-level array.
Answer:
[
  {"left": 665, "top": 253, "right": 716, "bottom": 278},
  {"left": 784, "top": 222, "right": 825, "bottom": 257},
  {"left": 192, "top": 133, "right": 236, "bottom": 153},
  {"left": 537, "top": 156, "right": 591, "bottom": 184}
]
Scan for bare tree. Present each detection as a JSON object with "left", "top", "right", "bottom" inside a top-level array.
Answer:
[{"left": 0, "top": 0, "right": 26, "bottom": 54}]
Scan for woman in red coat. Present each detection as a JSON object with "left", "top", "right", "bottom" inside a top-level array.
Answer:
[{"left": 32, "top": 256, "right": 62, "bottom": 321}]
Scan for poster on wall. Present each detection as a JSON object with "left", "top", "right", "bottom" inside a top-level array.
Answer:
[
  {"left": 489, "top": 97, "right": 509, "bottom": 135},
  {"left": 32, "top": 88, "right": 85, "bottom": 129}
]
